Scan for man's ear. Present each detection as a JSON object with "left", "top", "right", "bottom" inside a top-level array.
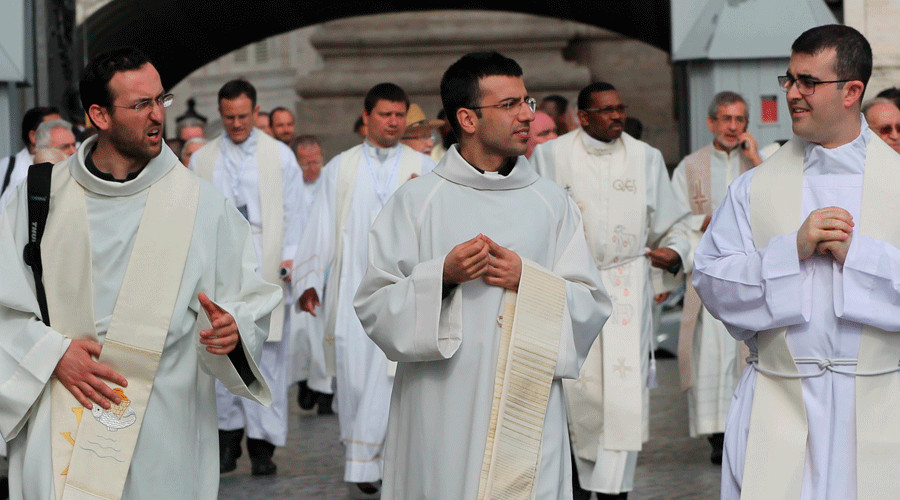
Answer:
[
  {"left": 844, "top": 81, "right": 866, "bottom": 109},
  {"left": 456, "top": 108, "right": 477, "bottom": 135},
  {"left": 88, "top": 104, "right": 111, "bottom": 132}
]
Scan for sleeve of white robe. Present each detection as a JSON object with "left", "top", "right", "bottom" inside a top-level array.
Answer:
[
  {"left": 646, "top": 147, "right": 691, "bottom": 263},
  {"left": 194, "top": 196, "right": 282, "bottom": 403},
  {"left": 292, "top": 154, "right": 340, "bottom": 299},
  {"left": 692, "top": 171, "right": 809, "bottom": 341},
  {"left": 0, "top": 183, "right": 71, "bottom": 441},
  {"left": 836, "top": 234, "right": 900, "bottom": 331},
  {"left": 278, "top": 143, "right": 306, "bottom": 265},
  {"left": 352, "top": 183, "right": 611, "bottom": 379}
]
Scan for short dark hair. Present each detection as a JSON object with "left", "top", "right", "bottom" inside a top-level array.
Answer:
[
  {"left": 79, "top": 46, "right": 152, "bottom": 127},
  {"left": 363, "top": 83, "right": 409, "bottom": 114},
  {"left": 877, "top": 86, "right": 900, "bottom": 108},
  {"left": 541, "top": 94, "right": 568, "bottom": 113},
  {"left": 21, "top": 106, "right": 61, "bottom": 145},
  {"left": 707, "top": 91, "right": 748, "bottom": 120},
  {"left": 792, "top": 24, "right": 872, "bottom": 92},
  {"left": 269, "top": 106, "right": 293, "bottom": 126},
  {"left": 577, "top": 82, "right": 617, "bottom": 111},
  {"left": 440, "top": 51, "right": 523, "bottom": 138},
  {"left": 218, "top": 79, "right": 257, "bottom": 107}
]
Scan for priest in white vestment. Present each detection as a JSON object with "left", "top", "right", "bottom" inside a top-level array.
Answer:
[
  {"left": 694, "top": 25, "right": 900, "bottom": 499},
  {"left": 531, "top": 82, "right": 691, "bottom": 498},
  {"left": 0, "top": 48, "right": 280, "bottom": 499},
  {"left": 0, "top": 107, "right": 63, "bottom": 213},
  {"left": 669, "top": 91, "right": 766, "bottom": 464},
  {"left": 355, "top": 50, "right": 610, "bottom": 500},
  {"left": 293, "top": 83, "right": 435, "bottom": 494},
  {"left": 287, "top": 135, "right": 334, "bottom": 413},
  {"left": 189, "top": 79, "right": 305, "bottom": 476}
]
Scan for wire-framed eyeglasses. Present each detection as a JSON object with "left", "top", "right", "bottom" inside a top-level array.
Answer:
[
  {"left": 469, "top": 96, "right": 537, "bottom": 114},
  {"left": 111, "top": 93, "right": 175, "bottom": 112},
  {"left": 777, "top": 75, "right": 851, "bottom": 96}
]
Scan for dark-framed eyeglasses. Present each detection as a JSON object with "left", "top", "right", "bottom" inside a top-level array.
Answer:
[
  {"left": 582, "top": 105, "right": 628, "bottom": 115},
  {"left": 777, "top": 75, "right": 851, "bottom": 95},
  {"left": 877, "top": 124, "right": 900, "bottom": 136},
  {"left": 111, "top": 93, "right": 175, "bottom": 112},
  {"left": 469, "top": 96, "right": 537, "bottom": 115}
]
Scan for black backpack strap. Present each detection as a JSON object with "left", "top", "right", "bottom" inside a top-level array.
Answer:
[
  {"left": 22, "top": 162, "right": 53, "bottom": 326},
  {"left": 1, "top": 155, "right": 16, "bottom": 195}
]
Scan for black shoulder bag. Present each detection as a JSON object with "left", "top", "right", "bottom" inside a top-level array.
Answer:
[{"left": 22, "top": 162, "right": 53, "bottom": 326}]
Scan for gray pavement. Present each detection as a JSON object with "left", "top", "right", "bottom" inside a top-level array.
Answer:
[{"left": 218, "top": 356, "right": 722, "bottom": 499}]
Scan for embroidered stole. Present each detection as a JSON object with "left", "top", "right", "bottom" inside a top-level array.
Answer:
[
  {"left": 558, "top": 131, "right": 647, "bottom": 455},
  {"left": 321, "top": 144, "right": 421, "bottom": 377},
  {"left": 477, "top": 262, "right": 565, "bottom": 499},
  {"left": 48, "top": 163, "right": 199, "bottom": 499},
  {"left": 678, "top": 146, "right": 751, "bottom": 390},
  {"left": 192, "top": 135, "right": 285, "bottom": 341},
  {"left": 744, "top": 135, "right": 900, "bottom": 499}
]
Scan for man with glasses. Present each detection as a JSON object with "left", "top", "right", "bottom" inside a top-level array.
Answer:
[
  {"left": 694, "top": 24, "right": 900, "bottom": 498},
  {"left": 531, "top": 81, "right": 690, "bottom": 499},
  {"left": 669, "top": 91, "right": 768, "bottom": 466},
  {"left": 190, "top": 78, "right": 306, "bottom": 476},
  {"left": 862, "top": 97, "right": 900, "bottom": 153},
  {"left": 0, "top": 46, "right": 280, "bottom": 498},
  {"left": 354, "top": 50, "right": 609, "bottom": 499},
  {"left": 293, "top": 82, "right": 434, "bottom": 497}
]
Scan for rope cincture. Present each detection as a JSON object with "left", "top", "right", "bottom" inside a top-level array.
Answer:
[{"left": 747, "top": 355, "right": 900, "bottom": 378}]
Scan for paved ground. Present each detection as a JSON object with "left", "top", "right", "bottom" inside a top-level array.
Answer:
[{"left": 218, "top": 355, "right": 722, "bottom": 500}]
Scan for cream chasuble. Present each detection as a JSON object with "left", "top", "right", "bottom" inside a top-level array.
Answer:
[
  {"left": 192, "top": 134, "right": 285, "bottom": 341},
  {"left": 546, "top": 129, "right": 647, "bottom": 454},
  {"left": 742, "top": 135, "right": 900, "bottom": 499}
]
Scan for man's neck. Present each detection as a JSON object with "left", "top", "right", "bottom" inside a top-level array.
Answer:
[
  {"left": 458, "top": 143, "right": 510, "bottom": 173},
  {"left": 817, "top": 114, "right": 863, "bottom": 149},
  {"left": 712, "top": 140, "right": 738, "bottom": 154},
  {"left": 91, "top": 140, "right": 150, "bottom": 180}
]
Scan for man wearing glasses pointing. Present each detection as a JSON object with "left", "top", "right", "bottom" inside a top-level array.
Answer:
[{"left": 532, "top": 82, "right": 691, "bottom": 499}]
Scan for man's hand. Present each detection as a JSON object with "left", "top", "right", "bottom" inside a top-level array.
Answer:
[
  {"left": 646, "top": 247, "right": 681, "bottom": 271},
  {"left": 738, "top": 131, "right": 763, "bottom": 167},
  {"left": 797, "top": 207, "right": 853, "bottom": 261},
  {"left": 815, "top": 237, "right": 852, "bottom": 265},
  {"left": 654, "top": 292, "right": 671, "bottom": 304},
  {"left": 54, "top": 338, "right": 127, "bottom": 410},
  {"left": 198, "top": 292, "right": 240, "bottom": 355},
  {"left": 299, "top": 288, "right": 320, "bottom": 316},
  {"left": 700, "top": 214, "right": 712, "bottom": 232},
  {"left": 280, "top": 260, "right": 293, "bottom": 283},
  {"left": 481, "top": 235, "right": 522, "bottom": 292},
  {"left": 443, "top": 235, "right": 490, "bottom": 285}
]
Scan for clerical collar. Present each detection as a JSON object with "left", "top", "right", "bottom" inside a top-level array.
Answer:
[
  {"left": 469, "top": 157, "right": 516, "bottom": 176},
  {"left": 84, "top": 143, "right": 144, "bottom": 183},
  {"left": 580, "top": 129, "right": 618, "bottom": 154}
]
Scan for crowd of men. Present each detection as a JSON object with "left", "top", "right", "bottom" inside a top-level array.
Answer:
[{"left": 2, "top": 22, "right": 900, "bottom": 500}]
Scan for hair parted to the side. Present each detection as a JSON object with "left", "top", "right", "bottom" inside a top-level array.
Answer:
[
  {"left": 707, "top": 91, "right": 748, "bottom": 120},
  {"left": 440, "top": 51, "right": 523, "bottom": 138},
  {"left": 791, "top": 24, "right": 872, "bottom": 95}
]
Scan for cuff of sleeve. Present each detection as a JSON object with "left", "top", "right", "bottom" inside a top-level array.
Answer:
[
  {"left": 843, "top": 235, "right": 879, "bottom": 276},
  {"left": 761, "top": 232, "right": 801, "bottom": 280},
  {"left": 414, "top": 256, "right": 461, "bottom": 359}
]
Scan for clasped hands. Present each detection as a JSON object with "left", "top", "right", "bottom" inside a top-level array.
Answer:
[
  {"left": 54, "top": 292, "right": 238, "bottom": 410},
  {"left": 443, "top": 234, "right": 522, "bottom": 291},
  {"left": 797, "top": 206, "right": 853, "bottom": 265}
]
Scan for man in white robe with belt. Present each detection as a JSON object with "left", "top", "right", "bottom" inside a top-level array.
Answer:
[
  {"left": 670, "top": 91, "right": 766, "bottom": 464},
  {"left": 0, "top": 46, "right": 280, "bottom": 500},
  {"left": 190, "top": 78, "right": 305, "bottom": 476},
  {"left": 293, "top": 82, "right": 435, "bottom": 496},
  {"left": 354, "top": 50, "right": 610, "bottom": 500},
  {"left": 531, "top": 81, "right": 691, "bottom": 499},
  {"left": 694, "top": 24, "right": 900, "bottom": 499}
]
